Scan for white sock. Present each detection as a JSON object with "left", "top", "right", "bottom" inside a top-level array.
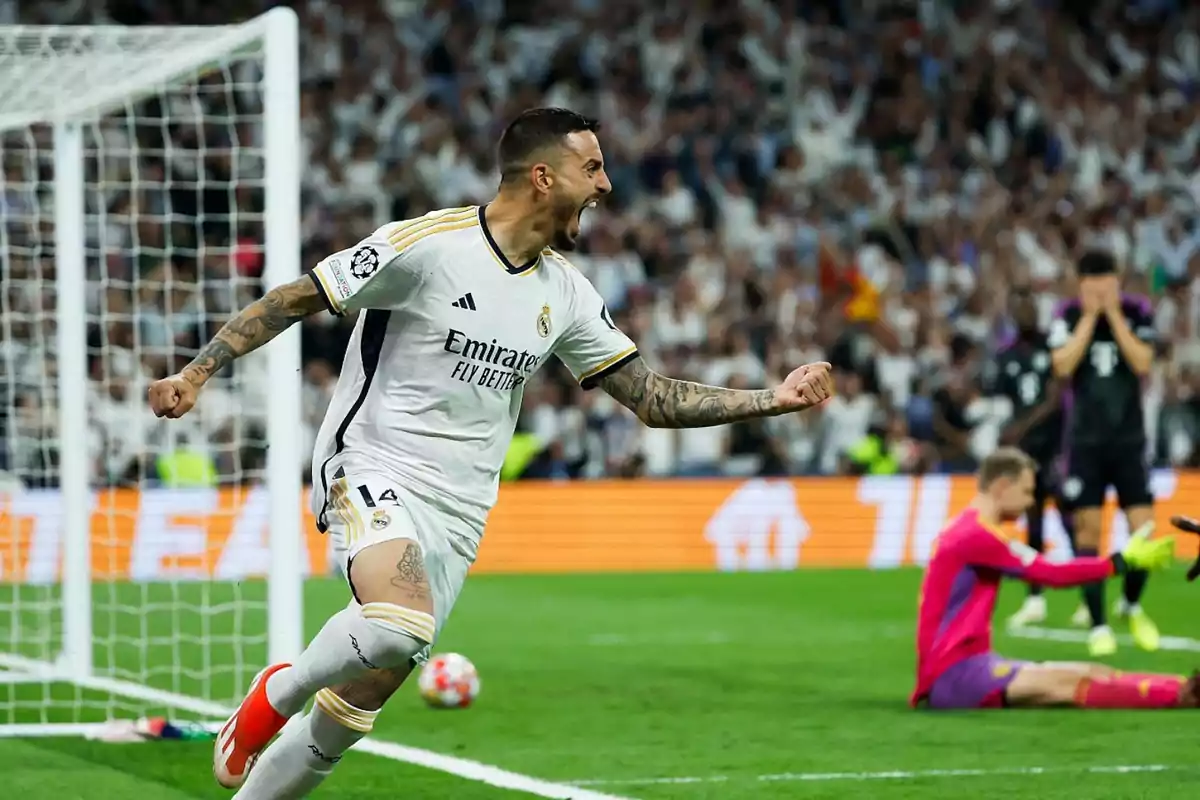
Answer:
[
  {"left": 266, "top": 604, "right": 432, "bottom": 717},
  {"left": 232, "top": 693, "right": 376, "bottom": 800}
]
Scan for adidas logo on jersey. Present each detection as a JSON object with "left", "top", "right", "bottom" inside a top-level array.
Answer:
[{"left": 452, "top": 293, "right": 477, "bottom": 311}]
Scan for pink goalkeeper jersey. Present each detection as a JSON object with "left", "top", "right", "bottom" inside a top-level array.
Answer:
[{"left": 910, "top": 508, "right": 1116, "bottom": 707}]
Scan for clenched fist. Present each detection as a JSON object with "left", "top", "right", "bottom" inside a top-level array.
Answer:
[
  {"left": 148, "top": 372, "right": 203, "bottom": 419},
  {"left": 774, "top": 361, "right": 835, "bottom": 412}
]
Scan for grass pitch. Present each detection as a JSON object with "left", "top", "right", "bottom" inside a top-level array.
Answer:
[{"left": 4, "top": 569, "right": 1200, "bottom": 798}]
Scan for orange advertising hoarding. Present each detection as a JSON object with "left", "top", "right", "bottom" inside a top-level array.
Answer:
[{"left": 0, "top": 471, "right": 1195, "bottom": 583}]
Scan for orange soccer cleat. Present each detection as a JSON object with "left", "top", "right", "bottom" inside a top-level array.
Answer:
[{"left": 213, "top": 663, "right": 291, "bottom": 789}]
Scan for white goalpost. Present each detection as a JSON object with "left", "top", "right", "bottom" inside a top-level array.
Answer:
[{"left": 0, "top": 8, "right": 303, "bottom": 736}]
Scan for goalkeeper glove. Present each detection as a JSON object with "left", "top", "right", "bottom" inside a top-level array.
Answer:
[{"left": 1112, "top": 522, "right": 1174, "bottom": 573}]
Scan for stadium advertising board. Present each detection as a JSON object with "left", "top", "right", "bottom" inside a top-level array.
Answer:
[{"left": 0, "top": 471, "right": 1193, "bottom": 583}]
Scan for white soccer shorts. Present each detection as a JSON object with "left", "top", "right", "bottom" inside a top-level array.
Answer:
[{"left": 322, "top": 472, "right": 476, "bottom": 661}]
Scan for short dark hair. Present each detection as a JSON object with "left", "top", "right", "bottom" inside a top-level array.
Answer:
[
  {"left": 497, "top": 107, "right": 600, "bottom": 185},
  {"left": 1077, "top": 249, "right": 1118, "bottom": 276},
  {"left": 978, "top": 447, "right": 1036, "bottom": 489}
]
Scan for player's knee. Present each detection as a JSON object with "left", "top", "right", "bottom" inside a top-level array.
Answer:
[
  {"left": 1012, "top": 671, "right": 1087, "bottom": 707},
  {"left": 1041, "top": 675, "right": 1085, "bottom": 706},
  {"left": 1072, "top": 510, "right": 1102, "bottom": 548},
  {"left": 1124, "top": 505, "right": 1154, "bottom": 529},
  {"left": 1084, "top": 664, "right": 1117, "bottom": 680},
  {"left": 351, "top": 601, "right": 435, "bottom": 671}
]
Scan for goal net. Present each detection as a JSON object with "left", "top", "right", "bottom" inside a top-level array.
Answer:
[{"left": 0, "top": 9, "right": 303, "bottom": 735}]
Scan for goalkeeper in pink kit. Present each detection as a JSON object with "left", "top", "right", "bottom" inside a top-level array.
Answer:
[{"left": 912, "top": 447, "right": 1199, "bottom": 710}]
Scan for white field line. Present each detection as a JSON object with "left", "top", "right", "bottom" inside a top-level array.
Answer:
[
  {"left": 355, "top": 737, "right": 634, "bottom": 800},
  {"left": 1008, "top": 626, "right": 1200, "bottom": 652},
  {"left": 0, "top": 719, "right": 634, "bottom": 800},
  {"left": 570, "top": 764, "right": 1187, "bottom": 787}
]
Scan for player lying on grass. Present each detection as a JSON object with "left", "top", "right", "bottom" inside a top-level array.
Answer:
[
  {"left": 148, "top": 107, "right": 834, "bottom": 799},
  {"left": 912, "top": 447, "right": 1199, "bottom": 711}
]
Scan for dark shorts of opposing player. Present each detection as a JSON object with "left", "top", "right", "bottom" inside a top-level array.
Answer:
[
  {"left": 927, "top": 653, "right": 1029, "bottom": 710},
  {"left": 1063, "top": 442, "right": 1153, "bottom": 510}
]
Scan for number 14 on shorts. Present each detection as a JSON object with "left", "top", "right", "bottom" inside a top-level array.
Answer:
[{"left": 357, "top": 485, "right": 402, "bottom": 508}]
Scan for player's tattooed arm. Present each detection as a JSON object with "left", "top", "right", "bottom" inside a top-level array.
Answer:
[
  {"left": 182, "top": 276, "right": 326, "bottom": 385},
  {"left": 598, "top": 356, "right": 782, "bottom": 429}
]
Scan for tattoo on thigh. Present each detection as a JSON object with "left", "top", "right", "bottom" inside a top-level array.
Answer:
[{"left": 390, "top": 542, "right": 430, "bottom": 601}]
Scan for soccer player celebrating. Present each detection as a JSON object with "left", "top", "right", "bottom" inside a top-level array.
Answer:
[
  {"left": 147, "top": 108, "right": 834, "bottom": 798},
  {"left": 991, "top": 285, "right": 1071, "bottom": 629},
  {"left": 912, "top": 448, "right": 1196, "bottom": 711},
  {"left": 1049, "top": 251, "right": 1159, "bottom": 656}
]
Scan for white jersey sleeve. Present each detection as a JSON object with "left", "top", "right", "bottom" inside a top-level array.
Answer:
[
  {"left": 308, "top": 209, "right": 479, "bottom": 315},
  {"left": 554, "top": 270, "right": 639, "bottom": 389},
  {"left": 307, "top": 225, "right": 415, "bottom": 316}
]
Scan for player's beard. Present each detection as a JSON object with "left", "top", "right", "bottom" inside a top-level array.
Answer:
[{"left": 551, "top": 194, "right": 585, "bottom": 251}]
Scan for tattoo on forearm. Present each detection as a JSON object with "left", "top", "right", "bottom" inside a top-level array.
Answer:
[
  {"left": 390, "top": 542, "right": 432, "bottom": 603},
  {"left": 184, "top": 276, "right": 325, "bottom": 381},
  {"left": 599, "top": 357, "right": 776, "bottom": 428}
]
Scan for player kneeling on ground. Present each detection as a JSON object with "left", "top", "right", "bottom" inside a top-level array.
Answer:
[{"left": 912, "top": 447, "right": 1198, "bottom": 711}]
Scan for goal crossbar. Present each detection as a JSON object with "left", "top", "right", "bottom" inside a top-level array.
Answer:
[{"left": 0, "top": 10, "right": 291, "bottom": 131}]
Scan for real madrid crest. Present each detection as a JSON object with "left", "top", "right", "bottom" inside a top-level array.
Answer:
[
  {"left": 536, "top": 304, "right": 552, "bottom": 338},
  {"left": 371, "top": 509, "right": 391, "bottom": 530}
]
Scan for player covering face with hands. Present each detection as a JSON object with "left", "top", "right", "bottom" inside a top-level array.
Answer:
[
  {"left": 1049, "top": 251, "right": 1159, "bottom": 656},
  {"left": 913, "top": 448, "right": 1199, "bottom": 712},
  {"left": 148, "top": 107, "right": 833, "bottom": 799}
]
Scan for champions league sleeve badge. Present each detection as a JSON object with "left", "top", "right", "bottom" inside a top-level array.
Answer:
[{"left": 350, "top": 246, "right": 381, "bottom": 279}]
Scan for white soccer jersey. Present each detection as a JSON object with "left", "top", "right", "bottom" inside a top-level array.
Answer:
[{"left": 307, "top": 205, "right": 638, "bottom": 537}]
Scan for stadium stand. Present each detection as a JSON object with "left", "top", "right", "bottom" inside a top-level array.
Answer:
[{"left": 2, "top": 0, "right": 1198, "bottom": 486}]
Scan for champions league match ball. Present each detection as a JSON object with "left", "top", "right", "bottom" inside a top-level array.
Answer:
[{"left": 418, "top": 653, "right": 481, "bottom": 709}]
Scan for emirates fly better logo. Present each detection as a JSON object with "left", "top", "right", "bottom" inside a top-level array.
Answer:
[{"left": 443, "top": 329, "right": 542, "bottom": 391}]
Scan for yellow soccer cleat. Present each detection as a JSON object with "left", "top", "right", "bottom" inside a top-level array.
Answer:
[
  {"left": 1128, "top": 607, "right": 1161, "bottom": 652},
  {"left": 1088, "top": 625, "right": 1118, "bottom": 657}
]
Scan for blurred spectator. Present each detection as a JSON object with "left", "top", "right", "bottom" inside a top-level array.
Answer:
[
  {"left": 3, "top": 0, "right": 1200, "bottom": 488},
  {"left": 817, "top": 370, "right": 876, "bottom": 475}
]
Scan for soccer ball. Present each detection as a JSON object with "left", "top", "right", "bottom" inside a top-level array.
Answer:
[{"left": 417, "top": 652, "right": 480, "bottom": 709}]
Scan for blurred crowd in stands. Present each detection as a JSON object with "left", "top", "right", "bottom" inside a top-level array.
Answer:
[{"left": 2, "top": 0, "right": 1200, "bottom": 488}]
